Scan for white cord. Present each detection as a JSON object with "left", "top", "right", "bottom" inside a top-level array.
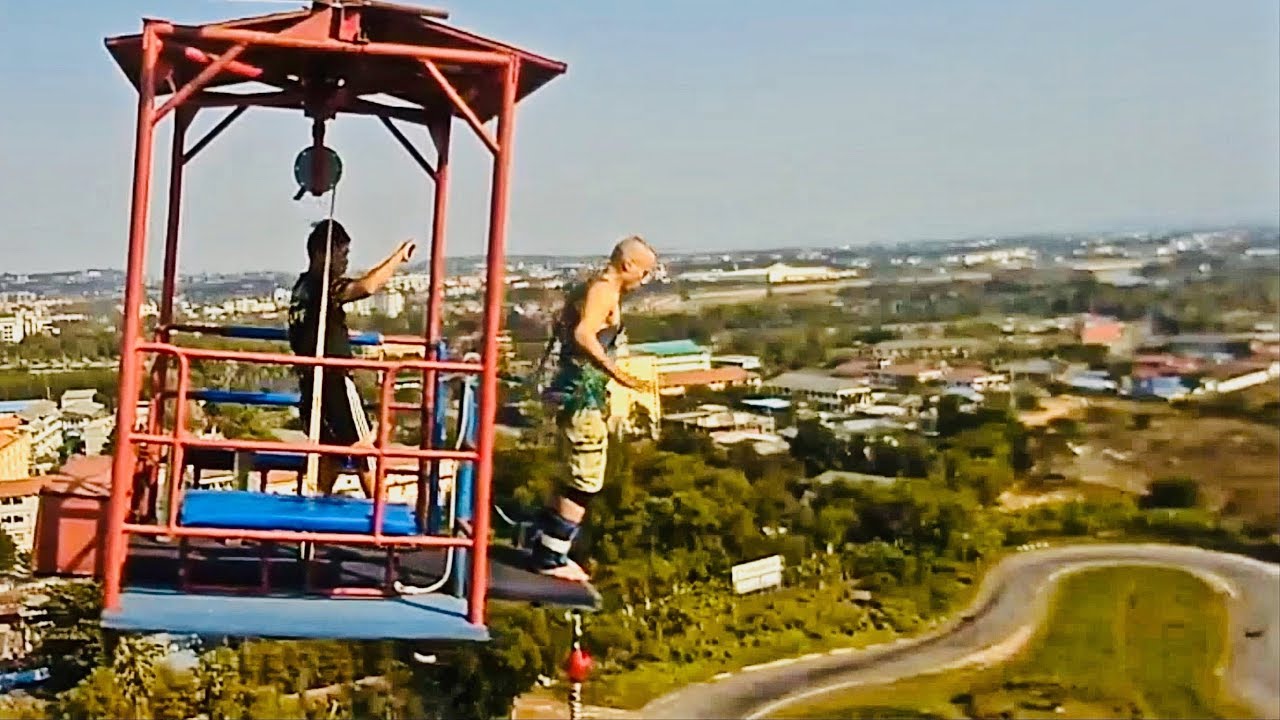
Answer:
[
  {"left": 393, "top": 377, "right": 475, "bottom": 595},
  {"left": 303, "top": 186, "right": 340, "bottom": 494}
]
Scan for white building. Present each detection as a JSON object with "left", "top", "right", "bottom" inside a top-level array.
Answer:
[
  {"left": 679, "top": 262, "right": 858, "bottom": 285},
  {"left": 0, "top": 317, "right": 24, "bottom": 344},
  {"left": 0, "top": 479, "right": 44, "bottom": 552},
  {"left": 713, "top": 354, "right": 762, "bottom": 372}
]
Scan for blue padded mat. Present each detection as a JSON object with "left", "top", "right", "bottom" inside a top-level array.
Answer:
[
  {"left": 191, "top": 389, "right": 302, "bottom": 407},
  {"left": 102, "top": 587, "right": 488, "bottom": 641},
  {"left": 180, "top": 490, "right": 419, "bottom": 536},
  {"left": 184, "top": 449, "right": 361, "bottom": 473},
  {"left": 200, "top": 325, "right": 384, "bottom": 346}
]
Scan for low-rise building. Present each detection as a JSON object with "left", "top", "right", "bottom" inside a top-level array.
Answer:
[
  {"left": 943, "top": 366, "right": 1008, "bottom": 393},
  {"left": 664, "top": 405, "right": 776, "bottom": 434},
  {"left": 659, "top": 366, "right": 756, "bottom": 396},
  {"left": 1197, "top": 360, "right": 1280, "bottom": 395},
  {"left": 871, "top": 363, "right": 945, "bottom": 389},
  {"left": 0, "top": 478, "right": 45, "bottom": 552},
  {"left": 762, "top": 371, "right": 873, "bottom": 411},
  {"left": 626, "top": 339, "right": 712, "bottom": 376},
  {"left": 712, "top": 354, "right": 762, "bottom": 372},
  {"left": 0, "top": 430, "right": 31, "bottom": 482},
  {"left": 611, "top": 353, "right": 662, "bottom": 437}
]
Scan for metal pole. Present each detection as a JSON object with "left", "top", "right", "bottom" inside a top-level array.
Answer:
[
  {"left": 419, "top": 116, "right": 451, "bottom": 530},
  {"left": 103, "top": 21, "right": 160, "bottom": 611},
  {"left": 467, "top": 56, "right": 519, "bottom": 627},
  {"left": 147, "top": 106, "right": 192, "bottom": 523}
]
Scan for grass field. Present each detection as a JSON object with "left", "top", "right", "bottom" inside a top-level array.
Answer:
[{"left": 774, "top": 566, "right": 1253, "bottom": 720}]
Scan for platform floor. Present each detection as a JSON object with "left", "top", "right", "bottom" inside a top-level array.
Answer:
[
  {"left": 123, "top": 537, "right": 601, "bottom": 611},
  {"left": 102, "top": 586, "right": 490, "bottom": 641}
]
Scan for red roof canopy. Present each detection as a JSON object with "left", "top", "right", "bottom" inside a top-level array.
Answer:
[{"left": 104, "top": 1, "right": 567, "bottom": 124}]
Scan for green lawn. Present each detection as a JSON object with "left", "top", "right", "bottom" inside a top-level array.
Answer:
[{"left": 774, "top": 566, "right": 1254, "bottom": 720}]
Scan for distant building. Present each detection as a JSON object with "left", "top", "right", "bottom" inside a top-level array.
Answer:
[
  {"left": 626, "top": 339, "right": 712, "bottom": 376},
  {"left": 712, "top": 355, "right": 762, "bottom": 372},
  {"left": 867, "top": 338, "right": 990, "bottom": 360},
  {"left": 762, "top": 371, "right": 872, "bottom": 411},
  {"left": 0, "top": 429, "right": 31, "bottom": 482},
  {"left": 1197, "top": 360, "right": 1280, "bottom": 395},
  {"left": 664, "top": 405, "right": 776, "bottom": 434},
  {"left": 679, "top": 262, "right": 858, "bottom": 285},
  {"left": 1063, "top": 370, "right": 1118, "bottom": 394},
  {"left": 659, "top": 367, "right": 757, "bottom": 396},
  {"left": 0, "top": 478, "right": 44, "bottom": 551},
  {"left": 943, "top": 366, "right": 1008, "bottom": 393},
  {"left": 999, "top": 358, "right": 1066, "bottom": 381},
  {"left": 0, "top": 317, "right": 23, "bottom": 344},
  {"left": 610, "top": 354, "right": 662, "bottom": 437},
  {"left": 870, "top": 363, "right": 945, "bottom": 389},
  {"left": 1079, "top": 315, "right": 1127, "bottom": 347}
]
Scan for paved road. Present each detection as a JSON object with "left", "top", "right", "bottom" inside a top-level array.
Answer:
[{"left": 642, "top": 544, "right": 1280, "bottom": 719}]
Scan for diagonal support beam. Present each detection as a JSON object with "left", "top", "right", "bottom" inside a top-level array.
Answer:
[
  {"left": 421, "top": 59, "right": 499, "bottom": 155},
  {"left": 183, "top": 105, "right": 248, "bottom": 165},
  {"left": 154, "top": 43, "right": 250, "bottom": 123},
  {"left": 378, "top": 116, "right": 437, "bottom": 180},
  {"left": 153, "top": 10, "right": 334, "bottom": 125}
]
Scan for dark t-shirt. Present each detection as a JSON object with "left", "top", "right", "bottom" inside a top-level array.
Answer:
[{"left": 287, "top": 271, "right": 355, "bottom": 369}]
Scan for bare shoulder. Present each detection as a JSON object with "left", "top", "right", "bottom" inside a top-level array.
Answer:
[{"left": 583, "top": 276, "right": 621, "bottom": 306}]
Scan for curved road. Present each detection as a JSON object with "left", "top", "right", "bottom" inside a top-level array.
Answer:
[{"left": 642, "top": 544, "right": 1280, "bottom": 719}]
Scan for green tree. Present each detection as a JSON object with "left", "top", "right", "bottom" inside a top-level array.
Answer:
[
  {"left": 111, "top": 635, "right": 165, "bottom": 716},
  {"left": 34, "top": 581, "right": 105, "bottom": 692},
  {"left": 0, "top": 529, "right": 17, "bottom": 575}
]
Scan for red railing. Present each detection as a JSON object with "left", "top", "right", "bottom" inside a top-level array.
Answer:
[{"left": 130, "top": 342, "right": 483, "bottom": 541}]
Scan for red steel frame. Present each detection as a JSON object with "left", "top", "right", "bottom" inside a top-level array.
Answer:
[{"left": 104, "top": 11, "right": 531, "bottom": 629}]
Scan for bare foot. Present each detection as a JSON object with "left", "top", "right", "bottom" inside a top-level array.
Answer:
[{"left": 538, "top": 558, "right": 591, "bottom": 584}]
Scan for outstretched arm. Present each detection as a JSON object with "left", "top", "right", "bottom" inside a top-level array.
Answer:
[
  {"left": 574, "top": 281, "right": 642, "bottom": 390},
  {"left": 336, "top": 241, "right": 416, "bottom": 303}
]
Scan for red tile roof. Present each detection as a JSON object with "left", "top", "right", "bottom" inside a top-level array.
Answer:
[
  {"left": 661, "top": 367, "right": 750, "bottom": 387},
  {"left": 0, "top": 478, "right": 47, "bottom": 499}
]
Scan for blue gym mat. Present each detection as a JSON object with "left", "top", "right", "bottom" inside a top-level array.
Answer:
[{"left": 179, "top": 490, "right": 420, "bottom": 536}]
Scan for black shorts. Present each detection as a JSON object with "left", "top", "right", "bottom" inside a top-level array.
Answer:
[{"left": 298, "top": 371, "right": 374, "bottom": 473}]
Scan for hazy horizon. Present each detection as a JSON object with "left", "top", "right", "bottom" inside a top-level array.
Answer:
[{"left": 2, "top": 0, "right": 1277, "bottom": 275}]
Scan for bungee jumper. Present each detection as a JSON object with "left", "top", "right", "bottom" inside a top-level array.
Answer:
[{"left": 528, "top": 236, "right": 658, "bottom": 582}]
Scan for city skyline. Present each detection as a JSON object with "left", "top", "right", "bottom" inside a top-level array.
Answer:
[{"left": 1, "top": 0, "right": 1277, "bottom": 274}]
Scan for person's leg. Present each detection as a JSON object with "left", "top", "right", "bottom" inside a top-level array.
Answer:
[
  {"left": 531, "top": 407, "right": 608, "bottom": 582},
  {"left": 314, "top": 374, "right": 375, "bottom": 498},
  {"left": 340, "top": 375, "right": 377, "bottom": 498}
]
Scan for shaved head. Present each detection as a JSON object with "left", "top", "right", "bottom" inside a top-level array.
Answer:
[
  {"left": 610, "top": 235, "right": 655, "bottom": 265},
  {"left": 608, "top": 235, "right": 658, "bottom": 291}
]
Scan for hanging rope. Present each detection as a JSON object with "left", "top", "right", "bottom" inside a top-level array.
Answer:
[
  {"left": 564, "top": 611, "right": 593, "bottom": 720},
  {"left": 303, "top": 183, "right": 340, "bottom": 496}
]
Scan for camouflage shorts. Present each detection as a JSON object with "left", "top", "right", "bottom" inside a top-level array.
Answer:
[{"left": 557, "top": 406, "right": 609, "bottom": 494}]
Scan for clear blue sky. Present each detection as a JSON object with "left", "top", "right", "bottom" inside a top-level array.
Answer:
[{"left": 1, "top": 0, "right": 1277, "bottom": 274}]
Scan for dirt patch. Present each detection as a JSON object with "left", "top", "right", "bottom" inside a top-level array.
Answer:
[
  {"left": 1045, "top": 397, "right": 1280, "bottom": 525},
  {"left": 997, "top": 488, "right": 1085, "bottom": 512}
]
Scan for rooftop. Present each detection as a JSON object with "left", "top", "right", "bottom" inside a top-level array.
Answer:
[
  {"left": 765, "top": 371, "right": 871, "bottom": 395},
  {"left": 104, "top": 1, "right": 567, "bottom": 126},
  {"left": 660, "top": 367, "right": 749, "bottom": 386},
  {"left": 0, "top": 478, "right": 46, "bottom": 499},
  {"left": 629, "top": 339, "right": 709, "bottom": 357}
]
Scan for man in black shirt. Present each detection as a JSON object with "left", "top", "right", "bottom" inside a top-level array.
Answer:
[{"left": 287, "top": 219, "right": 415, "bottom": 496}]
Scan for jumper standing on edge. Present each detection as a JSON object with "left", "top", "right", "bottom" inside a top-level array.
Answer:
[{"left": 534, "top": 236, "right": 658, "bottom": 582}]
